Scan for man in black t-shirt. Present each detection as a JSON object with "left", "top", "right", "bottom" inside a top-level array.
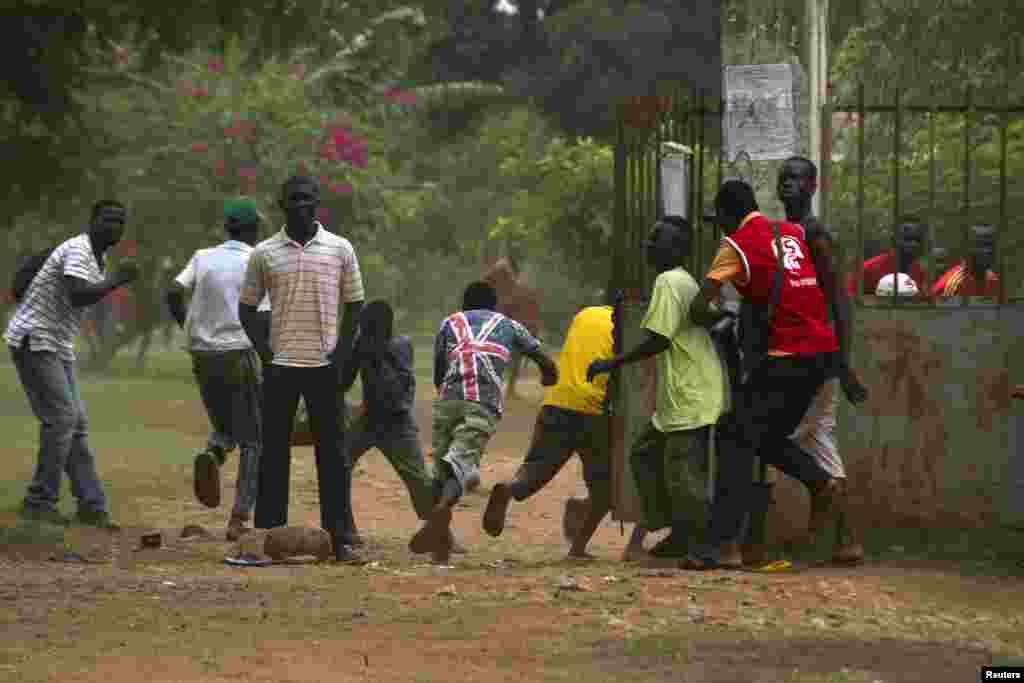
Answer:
[{"left": 773, "top": 157, "right": 865, "bottom": 564}]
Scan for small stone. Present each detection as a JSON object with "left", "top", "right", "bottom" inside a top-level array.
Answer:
[
  {"left": 139, "top": 533, "right": 162, "bottom": 549},
  {"left": 686, "top": 606, "right": 705, "bottom": 623},
  {"left": 351, "top": 608, "right": 369, "bottom": 619},
  {"left": 557, "top": 575, "right": 580, "bottom": 591},
  {"left": 638, "top": 568, "right": 678, "bottom": 578},
  {"left": 810, "top": 617, "right": 828, "bottom": 628},
  {"left": 602, "top": 575, "right": 622, "bottom": 583},
  {"left": 161, "top": 581, "right": 176, "bottom": 587},
  {"left": 180, "top": 524, "right": 211, "bottom": 539},
  {"left": 436, "top": 584, "right": 457, "bottom": 597}
]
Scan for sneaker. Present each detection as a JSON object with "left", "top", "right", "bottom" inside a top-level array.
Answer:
[
  {"left": 193, "top": 449, "right": 222, "bottom": 508},
  {"left": 19, "top": 506, "right": 70, "bottom": 527},
  {"left": 75, "top": 510, "right": 121, "bottom": 531}
]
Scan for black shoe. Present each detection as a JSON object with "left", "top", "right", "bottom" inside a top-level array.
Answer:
[{"left": 335, "top": 544, "right": 364, "bottom": 563}]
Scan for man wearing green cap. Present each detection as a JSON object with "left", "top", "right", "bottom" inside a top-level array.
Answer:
[{"left": 166, "top": 199, "right": 270, "bottom": 541}]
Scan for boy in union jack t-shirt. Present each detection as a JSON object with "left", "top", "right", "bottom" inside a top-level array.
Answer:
[{"left": 409, "top": 281, "right": 558, "bottom": 563}]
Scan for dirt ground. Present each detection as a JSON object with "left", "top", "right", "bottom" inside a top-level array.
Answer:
[{"left": 2, "top": 380, "right": 1023, "bottom": 682}]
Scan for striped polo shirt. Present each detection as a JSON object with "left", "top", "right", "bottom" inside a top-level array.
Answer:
[
  {"left": 239, "top": 223, "right": 364, "bottom": 367},
  {"left": 4, "top": 234, "right": 105, "bottom": 362}
]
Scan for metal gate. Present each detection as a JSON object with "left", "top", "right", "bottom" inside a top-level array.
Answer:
[{"left": 611, "top": 82, "right": 1024, "bottom": 532}]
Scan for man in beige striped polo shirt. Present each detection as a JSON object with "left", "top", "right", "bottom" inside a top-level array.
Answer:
[{"left": 239, "top": 176, "right": 364, "bottom": 562}]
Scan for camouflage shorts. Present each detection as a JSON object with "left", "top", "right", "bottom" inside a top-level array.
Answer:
[{"left": 431, "top": 400, "right": 499, "bottom": 495}]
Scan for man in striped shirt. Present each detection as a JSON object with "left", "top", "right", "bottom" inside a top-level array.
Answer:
[
  {"left": 5, "top": 200, "right": 138, "bottom": 528},
  {"left": 238, "top": 176, "right": 365, "bottom": 562}
]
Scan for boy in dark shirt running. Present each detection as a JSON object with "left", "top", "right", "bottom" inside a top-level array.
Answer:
[{"left": 339, "top": 300, "right": 438, "bottom": 545}]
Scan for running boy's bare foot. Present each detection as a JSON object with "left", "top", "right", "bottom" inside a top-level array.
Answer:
[
  {"left": 483, "top": 482, "right": 513, "bottom": 537},
  {"left": 449, "top": 530, "right": 467, "bottom": 555},
  {"left": 410, "top": 502, "right": 453, "bottom": 554},
  {"left": 622, "top": 526, "right": 648, "bottom": 562},
  {"left": 561, "top": 497, "right": 590, "bottom": 544}
]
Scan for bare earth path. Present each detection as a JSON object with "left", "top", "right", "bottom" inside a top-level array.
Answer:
[{"left": 1, "top": 380, "right": 1022, "bottom": 682}]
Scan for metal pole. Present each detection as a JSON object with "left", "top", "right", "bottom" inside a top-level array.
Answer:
[
  {"left": 807, "top": 0, "right": 828, "bottom": 217},
  {"left": 962, "top": 85, "right": 972, "bottom": 306},
  {"left": 856, "top": 83, "right": 865, "bottom": 302},
  {"left": 926, "top": 108, "right": 936, "bottom": 301},
  {"left": 892, "top": 88, "right": 902, "bottom": 298},
  {"left": 998, "top": 98, "right": 1008, "bottom": 305},
  {"left": 696, "top": 90, "right": 707, "bottom": 272},
  {"left": 821, "top": 86, "right": 832, "bottom": 227},
  {"left": 614, "top": 103, "right": 627, "bottom": 294}
]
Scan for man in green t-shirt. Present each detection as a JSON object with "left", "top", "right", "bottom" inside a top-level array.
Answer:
[{"left": 589, "top": 216, "right": 726, "bottom": 559}]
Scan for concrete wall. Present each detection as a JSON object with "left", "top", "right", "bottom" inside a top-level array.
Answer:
[
  {"left": 794, "top": 300, "right": 1021, "bottom": 535},
  {"left": 611, "top": 298, "right": 1024, "bottom": 541}
]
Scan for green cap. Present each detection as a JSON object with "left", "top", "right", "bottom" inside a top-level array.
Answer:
[{"left": 224, "top": 198, "right": 260, "bottom": 225}]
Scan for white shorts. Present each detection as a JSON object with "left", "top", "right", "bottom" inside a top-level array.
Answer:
[{"left": 789, "top": 378, "right": 845, "bottom": 479}]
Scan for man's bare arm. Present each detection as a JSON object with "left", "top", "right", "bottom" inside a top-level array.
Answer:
[
  {"left": 523, "top": 348, "right": 559, "bottom": 386},
  {"left": 810, "top": 237, "right": 867, "bottom": 403},
  {"left": 164, "top": 283, "right": 188, "bottom": 328},
  {"left": 689, "top": 278, "right": 727, "bottom": 328},
  {"left": 333, "top": 300, "right": 363, "bottom": 382},
  {"left": 239, "top": 303, "right": 273, "bottom": 362},
  {"left": 65, "top": 268, "right": 135, "bottom": 309}
]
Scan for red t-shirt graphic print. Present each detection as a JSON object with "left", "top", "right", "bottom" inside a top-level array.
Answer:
[{"left": 723, "top": 214, "right": 838, "bottom": 356}]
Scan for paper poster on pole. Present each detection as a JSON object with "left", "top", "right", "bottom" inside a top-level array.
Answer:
[
  {"left": 660, "top": 153, "right": 688, "bottom": 218},
  {"left": 723, "top": 63, "right": 801, "bottom": 162}
]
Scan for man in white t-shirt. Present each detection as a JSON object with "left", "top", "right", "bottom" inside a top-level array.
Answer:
[
  {"left": 5, "top": 200, "right": 138, "bottom": 529},
  {"left": 166, "top": 199, "right": 270, "bottom": 541}
]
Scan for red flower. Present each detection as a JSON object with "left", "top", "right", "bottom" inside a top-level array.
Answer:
[
  {"left": 332, "top": 130, "right": 352, "bottom": 149},
  {"left": 395, "top": 91, "right": 417, "bottom": 106},
  {"left": 192, "top": 87, "right": 210, "bottom": 99},
  {"left": 351, "top": 148, "right": 369, "bottom": 169},
  {"left": 208, "top": 59, "right": 225, "bottom": 74},
  {"left": 214, "top": 160, "right": 226, "bottom": 177},
  {"left": 190, "top": 142, "right": 210, "bottom": 153},
  {"left": 328, "top": 182, "right": 353, "bottom": 194},
  {"left": 239, "top": 166, "right": 257, "bottom": 179},
  {"left": 296, "top": 161, "right": 307, "bottom": 175},
  {"left": 318, "top": 208, "right": 330, "bottom": 223},
  {"left": 319, "top": 175, "right": 329, "bottom": 187}
]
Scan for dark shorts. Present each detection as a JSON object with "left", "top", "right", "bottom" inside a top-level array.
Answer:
[{"left": 509, "top": 405, "right": 611, "bottom": 502}]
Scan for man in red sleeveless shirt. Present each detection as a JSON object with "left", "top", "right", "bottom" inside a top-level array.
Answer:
[{"left": 686, "top": 180, "right": 842, "bottom": 569}]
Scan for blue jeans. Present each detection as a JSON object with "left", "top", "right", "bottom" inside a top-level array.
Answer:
[{"left": 10, "top": 342, "right": 107, "bottom": 515}]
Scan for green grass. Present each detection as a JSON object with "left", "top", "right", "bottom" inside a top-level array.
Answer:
[{"left": 2, "top": 337, "right": 1019, "bottom": 576}]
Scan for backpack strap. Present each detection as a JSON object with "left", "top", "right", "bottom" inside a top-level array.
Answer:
[{"left": 766, "top": 222, "right": 785, "bottom": 321}]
